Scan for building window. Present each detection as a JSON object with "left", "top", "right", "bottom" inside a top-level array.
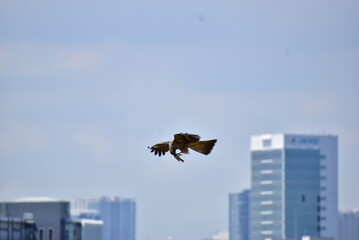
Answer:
[
  {"left": 74, "top": 229, "right": 78, "bottom": 239},
  {"left": 261, "top": 221, "right": 274, "bottom": 225},
  {"left": 12, "top": 223, "right": 21, "bottom": 229},
  {"left": 260, "top": 180, "right": 273, "bottom": 185},
  {"left": 39, "top": 229, "right": 44, "bottom": 240},
  {"left": 262, "top": 139, "right": 272, "bottom": 147},
  {"left": 260, "top": 201, "right": 273, "bottom": 205},
  {"left": 261, "top": 191, "right": 274, "bottom": 195},
  {"left": 318, "top": 206, "right": 326, "bottom": 212},
  {"left": 0, "top": 230, "right": 8, "bottom": 239},
  {"left": 48, "top": 228, "right": 54, "bottom": 240},
  {"left": 260, "top": 170, "right": 273, "bottom": 174},
  {"left": 0, "top": 222, "right": 8, "bottom": 229},
  {"left": 260, "top": 211, "right": 273, "bottom": 215},
  {"left": 12, "top": 230, "right": 21, "bottom": 240},
  {"left": 261, "top": 159, "right": 273, "bottom": 164},
  {"left": 65, "top": 230, "right": 69, "bottom": 240}
]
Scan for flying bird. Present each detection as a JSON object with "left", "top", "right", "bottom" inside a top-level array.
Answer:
[{"left": 148, "top": 133, "right": 217, "bottom": 162}]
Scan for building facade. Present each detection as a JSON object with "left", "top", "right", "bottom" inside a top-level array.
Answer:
[
  {"left": 250, "top": 134, "right": 338, "bottom": 240},
  {"left": 72, "top": 196, "right": 136, "bottom": 240},
  {"left": 65, "top": 219, "right": 103, "bottom": 240},
  {"left": 229, "top": 190, "right": 250, "bottom": 240},
  {"left": 0, "top": 199, "right": 70, "bottom": 240},
  {"left": 0, "top": 217, "right": 37, "bottom": 240},
  {"left": 338, "top": 209, "right": 359, "bottom": 240}
]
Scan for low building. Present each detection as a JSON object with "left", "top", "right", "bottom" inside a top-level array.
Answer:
[
  {"left": 65, "top": 218, "right": 103, "bottom": 240},
  {"left": 0, "top": 217, "right": 37, "bottom": 240},
  {"left": 0, "top": 198, "right": 70, "bottom": 240}
]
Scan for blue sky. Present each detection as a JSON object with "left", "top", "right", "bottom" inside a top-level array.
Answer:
[{"left": 1, "top": 1, "right": 359, "bottom": 240}]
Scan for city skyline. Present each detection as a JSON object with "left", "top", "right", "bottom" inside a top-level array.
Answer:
[{"left": 1, "top": 0, "right": 359, "bottom": 240}]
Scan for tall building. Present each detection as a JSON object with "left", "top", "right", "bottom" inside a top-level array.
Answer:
[
  {"left": 229, "top": 190, "right": 250, "bottom": 240},
  {"left": 338, "top": 209, "right": 359, "bottom": 240},
  {"left": 72, "top": 196, "right": 136, "bottom": 240},
  {"left": 250, "top": 134, "right": 338, "bottom": 240}
]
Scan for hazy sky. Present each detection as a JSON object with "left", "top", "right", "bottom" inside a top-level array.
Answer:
[{"left": 1, "top": 1, "right": 358, "bottom": 240}]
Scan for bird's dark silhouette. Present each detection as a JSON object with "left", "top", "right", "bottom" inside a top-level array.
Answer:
[{"left": 148, "top": 133, "right": 217, "bottom": 162}]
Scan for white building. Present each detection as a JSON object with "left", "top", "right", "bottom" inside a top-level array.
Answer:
[
  {"left": 66, "top": 219, "right": 103, "bottom": 240},
  {"left": 250, "top": 134, "right": 338, "bottom": 240},
  {"left": 301, "top": 237, "right": 334, "bottom": 240},
  {"left": 212, "top": 232, "right": 229, "bottom": 240},
  {"left": 204, "top": 232, "right": 229, "bottom": 240}
]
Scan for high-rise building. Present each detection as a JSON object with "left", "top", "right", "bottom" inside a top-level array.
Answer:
[
  {"left": 229, "top": 190, "right": 250, "bottom": 240},
  {"left": 338, "top": 209, "right": 359, "bottom": 240},
  {"left": 250, "top": 134, "right": 338, "bottom": 240},
  {"left": 72, "top": 196, "right": 136, "bottom": 240}
]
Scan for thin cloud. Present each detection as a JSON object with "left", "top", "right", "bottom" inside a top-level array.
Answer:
[
  {"left": 74, "top": 129, "right": 109, "bottom": 160},
  {"left": 57, "top": 49, "right": 104, "bottom": 73}
]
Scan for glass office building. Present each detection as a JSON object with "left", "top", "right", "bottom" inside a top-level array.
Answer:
[
  {"left": 250, "top": 134, "right": 338, "bottom": 240},
  {"left": 338, "top": 209, "right": 359, "bottom": 240},
  {"left": 72, "top": 196, "right": 136, "bottom": 240},
  {"left": 229, "top": 190, "right": 251, "bottom": 240}
]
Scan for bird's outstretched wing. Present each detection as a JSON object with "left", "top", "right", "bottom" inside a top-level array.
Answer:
[
  {"left": 173, "top": 133, "right": 201, "bottom": 145},
  {"left": 148, "top": 141, "right": 170, "bottom": 157}
]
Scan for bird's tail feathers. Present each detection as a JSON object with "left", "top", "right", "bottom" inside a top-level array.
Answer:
[{"left": 189, "top": 139, "right": 217, "bottom": 155}]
